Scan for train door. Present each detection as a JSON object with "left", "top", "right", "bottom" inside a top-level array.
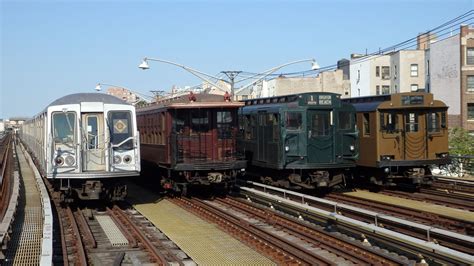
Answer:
[
  {"left": 82, "top": 113, "right": 105, "bottom": 171},
  {"left": 307, "top": 110, "right": 334, "bottom": 163},
  {"left": 402, "top": 111, "right": 427, "bottom": 160}
]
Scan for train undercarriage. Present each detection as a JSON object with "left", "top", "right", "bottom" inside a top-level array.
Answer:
[
  {"left": 54, "top": 178, "right": 127, "bottom": 202},
  {"left": 247, "top": 167, "right": 352, "bottom": 190},
  {"left": 356, "top": 166, "right": 434, "bottom": 187}
]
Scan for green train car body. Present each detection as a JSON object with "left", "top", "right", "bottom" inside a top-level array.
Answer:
[{"left": 238, "top": 92, "right": 358, "bottom": 188}]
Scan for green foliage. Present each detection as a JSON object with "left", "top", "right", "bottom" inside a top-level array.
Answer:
[{"left": 449, "top": 127, "right": 474, "bottom": 156}]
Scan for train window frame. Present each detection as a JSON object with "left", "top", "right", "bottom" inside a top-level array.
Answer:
[
  {"left": 217, "top": 110, "right": 233, "bottom": 139},
  {"left": 108, "top": 110, "right": 133, "bottom": 150},
  {"left": 405, "top": 112, "right": 419, "bottom": 132},
  {"left": 363, "top": 113, "right": 371, "bottom": 137},
  {"left": 190, "top": 109, "right": 210, "bottom": 134},
  {"left": 285, "top": 112, "right": 302, "bottom": 131},
  {"left": 310, "top": 112, "right": 331, "bottom": 137},
  {"left": 427, "top": 112, "right": 441, "bottom": 133},
  {"left": 380, "top": 112, "right": 398, "bottom": 133},
  {"left": 52, "top": 111, "right": 76, "bottom": 148},
  {"left": 338, "top": 111, "right": 352, "bottom": 130}
]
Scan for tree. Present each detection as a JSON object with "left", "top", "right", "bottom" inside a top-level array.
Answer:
[{"left": 449, "top": 127, "right": 474, "bottom": 156}]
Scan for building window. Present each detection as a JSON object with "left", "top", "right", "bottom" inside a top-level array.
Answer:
[
  {"left": 382, "top": 85, "right": 390, "bottom": 94},
  {"left": 410, "top": 64, "right": 418, "bottom": 77},
  {"left": 394, "top": 65, "right": 397, "bottom": 79},
  {"left": 467, "top": 76, "right": 474, "bottom": 93},
  {"left": 376, "top": 66, "right": 380, "bottom": 77},
  {"left": 467, "top": 48, "right": 474, "bottom": 65},
  {"left": 411, "top": 84, "right": 419, "bottom": 92},
  {"left": 376, "top": 85, "right": 380, "bottom": 95},
  {"left": 381, "top": 66, "right": 390, "bottom": 80},
  {"left": 468, "top": 104, "right": 474, "bottom": 120}
]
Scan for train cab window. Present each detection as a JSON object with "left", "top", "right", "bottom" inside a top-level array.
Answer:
[
  {"left": 428, "top": 112, "right": 440, "bottom": 133},
  {"left": 52, "top": 112, "right": 76, "bottom": 146},
  {"left": 108, "top": 111, "right": 133, "bottom": 150},
  {"left": 338, "top": 112, "right": 352, "bottom": 130},
  {"left": 311, "top": 113, "right": 330, "bottom": 136},
  {"left": 363, "top": 113, "right": 371, "bottom": 136},
  {"left": 380, "top": 113, "right": 398, "bottom": 132},
  {"left": 217, "top": 111, "right": 233, "bottom": 139},
  {"left": 175, "top": 110, "right": 186, "bottom": 133},
  {"left": 286, "top": 112, "right": 302, "bottom": 130},
  {"left": 191, "top": 110, "right": 209, "bottom": 133},
  {"left": 87, "top": 116, "right": 98, "bottom": 149},
  {"left": 405, "top": 113, "right": 419, "bottom": 132}
]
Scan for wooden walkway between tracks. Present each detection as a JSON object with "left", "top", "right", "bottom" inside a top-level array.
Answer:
[
  {"left": 126, "top": 183, "right": 275, "bottom": 266},
  {"left": 344, "top": 190, "right": 474, "bottom": 222}
]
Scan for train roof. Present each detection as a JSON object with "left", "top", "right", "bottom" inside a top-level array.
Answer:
[
  {"left": 242, "top": 92, "right": 340, "bottom": 106},
  {"left": 343, "top": 92, "right": 447, "bottom": 112},
  {"left": 48, "top": 93, "right": 128, "bottom": 107},
  {"left": 137, "top": 92, "right": 243, "bottom": 112}
]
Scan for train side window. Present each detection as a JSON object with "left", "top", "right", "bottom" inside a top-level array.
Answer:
[
  {"left": 108, "top": 111, "right": 133, "bottom": 150},
  {"left": 405, "top": 113, "right": 419, "bottom": 132},
  {"left": 428, "top": 112, "right": 440, "bottom": 133},
  {"left": 363, "top": 113, "right": 370, "bottom": 136},
  {"left": 52, "top": 112, "right": 76, "bottom": 146},
  {"left": 286, "top": 112, "right": 302, "bottom": 130},
  {"left": 338, "top": 112, "right": 352, "bottom": 130},
  {"left": 250, "top": 115, "right": 256, "bottom": 139},
  {"left": 272, "top": 114, "right": 279, "bottom": 141},
  {"left": 441, "top": 112, "right": 447, "bottom": 128}
]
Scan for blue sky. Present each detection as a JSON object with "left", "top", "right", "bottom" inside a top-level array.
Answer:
[{"left": 1, "top": 0, "right": 472, "bottom": 118}]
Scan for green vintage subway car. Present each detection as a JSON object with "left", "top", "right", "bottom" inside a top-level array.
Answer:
[{"left": 238, "top": 92, "right": 358, "bottom": 189}]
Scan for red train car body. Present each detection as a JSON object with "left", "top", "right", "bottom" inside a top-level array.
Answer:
[{"left": 137, "top": 92, "right": 246, "bottom": 191}]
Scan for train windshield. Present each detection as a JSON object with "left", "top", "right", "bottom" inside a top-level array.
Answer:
[
  {"left": 217, "top": 110, "right": 233, "bottom": 139},
  {"left": 286, "top": 112, "right": 302, "bottom": 130},
  {"left": 108, "top": 111, "right": 133, "bottom": 150},
  {"left": 52, "top": 112, "right": 76, "bottom": 147}
]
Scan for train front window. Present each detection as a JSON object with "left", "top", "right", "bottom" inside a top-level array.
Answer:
[
  {"left": 405, "top": 113, "right": 419, "bottom": 132},
  {"left": 311, "top": 113, "right": 330, "bottom": 136},
  {"left": 52, "top": 112, "right": 76, "bottom": 147},
  {"left": 217, "top": 111, "right": 233, "bottom": 139},
  {"left": 191, "top": 109, "right": 209, "bottom": 133},
  {"left": 108, "top": 111, "right": 133, "bottom": 150},
  {"left": 428, "top": 112, "right": 440, "bottom": 133},
  {"left": 338, "top": 112, "right": 352, "bottom": 130},
  {"left": 380, "top": 112, "right": 398, "bottom": 132},
  {"left": 87, "top": 116, "right": 98, "bottom": 149},
  {"left": 286, "top": 112, "right": 302, "bottom": 130}
]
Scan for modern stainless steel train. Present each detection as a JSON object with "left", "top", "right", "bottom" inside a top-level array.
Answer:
[{"left": 19, "top": 93, "right": 141, "bottom": 201}]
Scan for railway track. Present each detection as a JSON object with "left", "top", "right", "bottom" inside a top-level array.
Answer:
[
  {"left": 11, "top": 139, "right": 191, "bottom": 265},
  {"left": 432, "top": 176, "right": 474, "bottom": 194},
  {"left": 238, "top": 181, "right": 474, "bottom": 265},
  {"left": 171, "top": 196, "right": 407, "bottom": 265},
  {"left": 378, "top": 189, "right": 473, "bottom": 211}
]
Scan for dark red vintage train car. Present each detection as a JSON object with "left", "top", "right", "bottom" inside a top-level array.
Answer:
[{"left": 137, "top": 92, "right": 246, "bottom": 192}]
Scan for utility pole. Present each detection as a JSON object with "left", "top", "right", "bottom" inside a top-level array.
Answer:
[{"left": 221, "top": 71, "right": 242, "bottom": 99}]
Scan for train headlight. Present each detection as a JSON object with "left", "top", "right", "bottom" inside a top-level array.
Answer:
[
  {"left": 285, "top": 146, "right": 290, "bottom": 152},
  {"left": 113, "top": 155, "right": 122, "bottom": 164},
  {"left": 350, "top": 145, "right": 355, "bottom": 151},
  {"left": 55, "top": 156, "right": 64, "bottom": 166},
  {"left": 65, "top": 155, "right": 75, "bottom": 166},
  {"left": 123, "top": 155, "right": 132, "bottom": 164}
]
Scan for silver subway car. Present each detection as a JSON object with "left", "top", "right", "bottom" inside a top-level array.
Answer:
[{"left": 20, "top": 93, "right": 140, "bottom": 200}]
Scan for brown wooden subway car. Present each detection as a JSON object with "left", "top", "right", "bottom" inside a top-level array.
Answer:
[
  {"left": 343, "top": 92, "right": 450, "bottom": 185},
  {"left": 136, "top": 92, "right": 246, "bottom": 193}
]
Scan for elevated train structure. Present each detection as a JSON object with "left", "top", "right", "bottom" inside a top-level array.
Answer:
[
  {"left": 137, "top": 92, "right": 246, "bottom": 194},
  {"left": 237, "top": 92, "right": 358, "bottom": 189},
  {"left": 19, "top": 93, "right": 141, "bottom": 201},
  {"left": 343, "top": 92, "right": 450, "bottom": 186}
]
